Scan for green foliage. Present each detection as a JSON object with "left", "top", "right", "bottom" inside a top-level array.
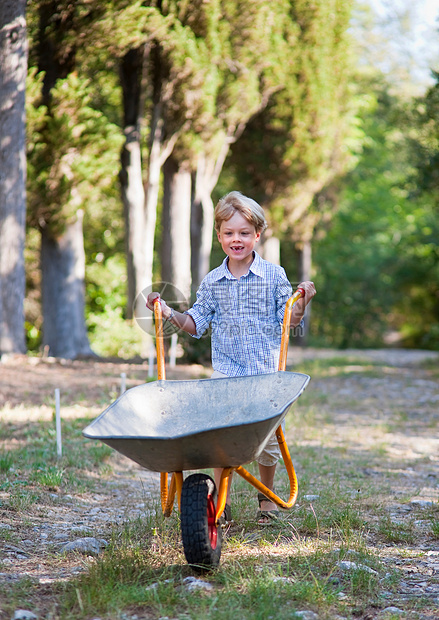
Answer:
[
  {"left": 26, "top": 33, "right": 126, "bottom": 354},
  {"left": 87, "top": 307, "right": 143, "bottom": 359},
  {"left": 86, "top": 255, "right": 127, "bottom": 317},
  {"left": 312, "top": 75, "right": 439, "bottom": 349},
  {"left": 394, "top": 75, "right": 439, "bottom": 348},
  {"left": 27, "top": 70, "right": 124, "bottom": 236},
  {"left": 413, "top": 73, "right": 439, "bottom": 195},
  {"left": 226, "top": 0, "right": 357, "bottom": 237},
  {"left": 311, "top": 80, "right": 406, "bottom": 346},
  {"left": 147, "top": 0, "right": 296, "bottom": 163},
  {"left": 86, "top": 255, "right": 142, "bottom": 357}
]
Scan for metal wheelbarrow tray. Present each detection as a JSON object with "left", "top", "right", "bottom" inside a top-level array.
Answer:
[{"left": 82, "top": 371, "right": 310, "bottom": 473}]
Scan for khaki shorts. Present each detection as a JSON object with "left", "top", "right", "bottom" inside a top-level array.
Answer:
[{"left": 210, "top": 370, "right": 283, "bottom": 466}]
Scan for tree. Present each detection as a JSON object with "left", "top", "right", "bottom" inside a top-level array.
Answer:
[
  {"left": 228, "top": 0, "right": 356, "bottom": 268},
  {"left": 304, "top": 4, "right": 439, "bottom": 350},
  {"left": 162, "top": 155, "right": 192, "bottom": 297},
  {"left": 0, "top": 0, "right": 27, "bottom": 355},
  {"left": 26, "top": 1, "right": 123, "bottom": 358},
  {"left": 143, "top": 0, "right": 297, "bottom": 293},
  {"left": 115, "top": 1, "right": 223, "bottom": 305},
  {"left": 112, "top": 0, "right": 293, "bottom": 308},
  {"left": 411, "top": 72, "right": 439, "bottom": 199},
  {"left": 189, "top": 0, "right": 291, "bottom": 287},
  {"left": 119, "top": 39, "right": 184, "bottom": 314},
  {"left": 393, "top": 72, "right": 439, "bottom": 348},
  {"left": 26, "top": 0, "right": 92, "bottom": 358},
  {"left": 87, "top": 1, "right": 195, "bottom": 313}
]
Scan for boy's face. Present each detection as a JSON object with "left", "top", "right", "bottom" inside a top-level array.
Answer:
[{"left": 217, "top": 211, "right": 260, "bottom": 264}]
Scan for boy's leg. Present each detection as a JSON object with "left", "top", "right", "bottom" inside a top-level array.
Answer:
[
  {"left": 257, "top": 425, "right": 283, "bottom": 522},
  {"left": 258, "top": 463, "right": 277, "bottom": 514}
]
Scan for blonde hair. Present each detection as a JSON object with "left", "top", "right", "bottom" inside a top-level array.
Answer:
[{"left": 214, "top": 191, "right": 267, "bottom": 234}]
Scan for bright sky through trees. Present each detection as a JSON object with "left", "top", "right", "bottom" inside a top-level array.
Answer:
[{"left": 367, "top": 0, "right": 439, "bottom": 88}]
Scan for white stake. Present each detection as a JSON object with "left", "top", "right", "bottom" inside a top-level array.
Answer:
[
  {"left": 169, "top": 333, "right": 178, "bottom": 368},
  {"left": 55, "top": 388, "right": 62, "bottom": 459},
  {"left": 148, "top": 342, "right": 155, "bottom": 378},
  {"left": 120, "top": 372, "right": 126, "bottom": 395}
]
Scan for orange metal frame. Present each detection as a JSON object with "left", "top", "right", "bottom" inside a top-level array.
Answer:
[{"left": 154, "top": 287, "right": 305, "bottom": 524}]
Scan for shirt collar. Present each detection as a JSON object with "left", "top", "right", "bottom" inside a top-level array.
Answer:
[{"left": 213, "top": 251, "right": 265, "bottom": 281}]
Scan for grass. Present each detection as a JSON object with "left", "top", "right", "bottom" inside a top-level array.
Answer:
[
  {"left": 0, "top": 451, "right": 13, "bottom": 472},
  {"left": 430, "top": 518, "right": 439, "bottom": 539},
  {"left": 291, "top": 355, "right": 384, "bottom": 379},
  {"left": 0, "top": 356, "right": 438, "bottom": 619},
  {"left": 378, "top": 516, "right": 416, "bottom": 545},
  {"left": 56, "top": 533, "right": 362, "bottom": 619}
]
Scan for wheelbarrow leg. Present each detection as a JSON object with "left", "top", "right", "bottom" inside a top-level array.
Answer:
[
  {"left": 234, "top": 425, "right": 298, "bottom": 510},
  {"left": 275, "top": 425, "right": 298, "bottom": 506},
  {"left": 214, "top": 467, "right": 233, "bottom": 525},
  {"left": 161, "top": 471, "right": 183, "bottom": 517}
]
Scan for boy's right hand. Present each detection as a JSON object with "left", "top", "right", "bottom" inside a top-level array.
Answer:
[
  {"left": 146, "top": 292, "right": 167, "bottom": 313},
  {"left": 147, "top": 292, "right": 196, "bottom": 336},
  {"left": 146, "top": 292, "right": 159, "bottom": 310}
]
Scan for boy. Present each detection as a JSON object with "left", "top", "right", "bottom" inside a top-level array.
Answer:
[{"left": 147, "top": 191, "right": 316, "bottom": 524}]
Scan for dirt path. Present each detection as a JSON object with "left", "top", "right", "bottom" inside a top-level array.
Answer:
[{"left": 1, "top": 349, "right": 438, "bottom": 617}]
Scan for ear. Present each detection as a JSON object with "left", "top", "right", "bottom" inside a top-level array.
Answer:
[{"left": 255, "top": 231, "right": 261, "bottom": 242}]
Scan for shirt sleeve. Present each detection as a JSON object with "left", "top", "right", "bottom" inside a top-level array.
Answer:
[{"left": 185, "top": 278, "right": 216, "bottom": 339}]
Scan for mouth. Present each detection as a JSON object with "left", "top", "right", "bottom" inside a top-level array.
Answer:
[{"left": 231, "top": 245, "right": 244, "bottom": 252}]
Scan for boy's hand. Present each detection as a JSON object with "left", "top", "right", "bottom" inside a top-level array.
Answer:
[
  {"left": 146, "top": 292, "right": 197, "bottom": 335},
  {"left": 146, "top": 292, "right": 172, "bottom": 319},
  {"left": 298, "top": 281, "right": 316, "bottom": 306},
  {"left": 291, "top": 281, "right": 315, "bottom": 327}
]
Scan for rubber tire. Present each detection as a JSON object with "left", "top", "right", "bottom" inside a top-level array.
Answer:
[{"left": 180, "top": 473, "right": 222, "bottom": 571}]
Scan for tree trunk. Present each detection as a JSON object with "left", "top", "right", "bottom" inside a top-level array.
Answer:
[
  {"left": 190, "top": 154, "right": 215, "bottom": 290},
  {"left": 142, "top": 110, "right": 163, "bottom": 294},
  {"left": 120, "top": 45, "right": 182, "bottom": 321},
  {"left": 41, "top": 211, "right": 94, "bottom": 358},
  {"left": 119, "top": 47, "right": 146, "bottom": 318},
  {"left": 33, "top": 0, "right": 92, "bottom": 359},
  {"left": 162, "top": 156, "right": 192, "bottom": 300},
  {"left": 299, "top": 238, "right": 312, "bottom": 283},
  {"left": 0, "top": 0, "right": 27, "bottom": 355},
  {"left": 120, "top": 129, "right": 146, "bottom": 318},
  {"left": 141, "top": 98, "right": 181, "bottom": 298},
  {"left": 260, "top": 232, "right": 280, "bottom": 265},
  {"left": 190, "top": 129, "right": 248, "bottom": 289}
]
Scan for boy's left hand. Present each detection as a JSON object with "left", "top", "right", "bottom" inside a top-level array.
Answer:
[{"left": 298, "top": 281, "right": 316, "bottom": 305}]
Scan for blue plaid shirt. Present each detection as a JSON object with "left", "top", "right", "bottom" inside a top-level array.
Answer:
[{"left": 186, "top": 252, "right": 293, "bottom": 377}]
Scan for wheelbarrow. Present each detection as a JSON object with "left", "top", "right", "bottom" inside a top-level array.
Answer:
[{"left": 83, "top": 288, "right": 310, "bottom": 569}]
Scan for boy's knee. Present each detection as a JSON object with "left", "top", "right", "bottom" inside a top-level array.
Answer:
[{"left": 257, "top": 443, "right": 281, "bottom": 467}]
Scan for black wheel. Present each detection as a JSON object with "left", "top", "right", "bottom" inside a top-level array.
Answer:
[{"left": 180, "top": 473, "right": 222, "bottom": 570}]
